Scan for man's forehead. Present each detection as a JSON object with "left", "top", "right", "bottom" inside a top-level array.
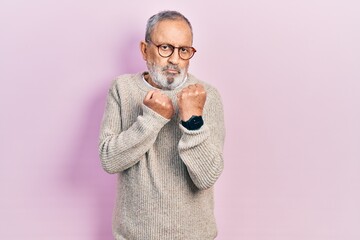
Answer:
[{"left": 151, "top": 19, "right": 193, "bottom": 45}]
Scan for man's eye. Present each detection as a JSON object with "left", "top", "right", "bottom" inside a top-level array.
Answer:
[
  {"left": 180, "top": 47, "right": 189, "bottom": 53},
  {"left": 160, "top": 45, "right": 171, "bottom": 51}
]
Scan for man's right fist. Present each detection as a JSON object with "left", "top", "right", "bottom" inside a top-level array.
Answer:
[{"left": 143, "top": 90, "right": 174, "bottom": 119}]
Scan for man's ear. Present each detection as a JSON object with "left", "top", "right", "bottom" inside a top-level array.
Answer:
[{"left": 140, "top": 41, "right": 148, "bottom": 61}]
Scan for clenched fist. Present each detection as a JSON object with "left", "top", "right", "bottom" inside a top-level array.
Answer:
[
  {"left": 143, "top": 90, "right": 174, "bottom": 119},
  {"left": 177, "top": 84, "right": 207, "bottom": 121}
]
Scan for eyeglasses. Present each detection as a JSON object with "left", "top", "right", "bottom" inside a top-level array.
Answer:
[{"left": 147, "top": 40, "right": 197, "bottom": 60}]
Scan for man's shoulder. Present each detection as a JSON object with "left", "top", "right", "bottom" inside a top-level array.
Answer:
[
  {"left": 111, "top": 72, "right": 141, "bottom": 86},
  {"left": 106, "top": 72, "right": 144, "bottom": 93}
]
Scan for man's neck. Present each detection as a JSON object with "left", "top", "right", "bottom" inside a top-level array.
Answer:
[
  {"left": 144, "top": 72, "right": 161, "bottom": 89},
  {"left": 143, "top": 71, "right": 188, "bottom": 90}
]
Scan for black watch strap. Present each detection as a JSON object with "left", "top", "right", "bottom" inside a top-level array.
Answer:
[{"left": 181, "top": 115, "right": 204, "bottom": 130}]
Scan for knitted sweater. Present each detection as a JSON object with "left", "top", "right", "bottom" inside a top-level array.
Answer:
[{"left": 99, "top": 72, "right": 225, "bottom": 240}]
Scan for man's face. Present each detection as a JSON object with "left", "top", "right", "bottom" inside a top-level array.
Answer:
[{"left": 141, "top": 19, "right": 193, "bottom": 90}]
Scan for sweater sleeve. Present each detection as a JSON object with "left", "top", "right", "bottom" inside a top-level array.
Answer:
[
  {"left": 178, "top": 88, "right": 225, "bottom": 190},
  {"left": 98, "top": 82, "right": 169, "bottom": 174}
]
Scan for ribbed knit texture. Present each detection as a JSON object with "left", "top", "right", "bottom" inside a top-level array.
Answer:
[{"left": 99, "top": 72, "right": 225, "bottom": 240}]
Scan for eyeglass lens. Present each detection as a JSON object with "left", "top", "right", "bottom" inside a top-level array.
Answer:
[{"left": 158, "top": 44, "right": 195, "bottom": 60}]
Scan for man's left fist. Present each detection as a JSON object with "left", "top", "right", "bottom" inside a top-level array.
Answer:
[{"left": 177, "top": 84, "right": 207, "bottom": 121}]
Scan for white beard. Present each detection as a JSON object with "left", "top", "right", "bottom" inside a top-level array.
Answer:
[{"left": 146, "top": 62, "right": 187, "bottom": 90}]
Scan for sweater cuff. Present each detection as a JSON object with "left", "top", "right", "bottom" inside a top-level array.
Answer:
[
  {"left": 141, "top": 103, "right": 170, "bottom": 129},
  {"left": 178, "top": 123, "right": 211, "bottom": 147}
]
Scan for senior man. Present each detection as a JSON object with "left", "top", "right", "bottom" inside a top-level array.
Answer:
[{"left": 99, "top": 10, "right": 225, "bottom": 240}]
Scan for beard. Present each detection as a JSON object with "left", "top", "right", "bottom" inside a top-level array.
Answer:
[{"left": 146, "top": 62, "right": 187, "bottom": 90}]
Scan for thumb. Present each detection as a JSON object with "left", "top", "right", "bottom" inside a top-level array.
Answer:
[{"left": 144, "top": 90, "right": 155, "bottom": 101}]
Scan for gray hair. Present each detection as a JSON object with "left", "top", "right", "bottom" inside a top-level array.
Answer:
[{"left": 145, "top": 10, "right": 193, "bottom": 43}]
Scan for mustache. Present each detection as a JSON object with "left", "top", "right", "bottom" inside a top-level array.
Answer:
[{"left": 162, "top": 65, "right": 181, "bottom": 73}]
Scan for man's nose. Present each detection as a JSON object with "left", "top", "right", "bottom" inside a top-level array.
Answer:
[{"left": 168, "top": 48, "right": 180, "bottom": 65}]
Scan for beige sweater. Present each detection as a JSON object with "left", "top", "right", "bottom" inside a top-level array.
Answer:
[{"left": 99, "top": 72, "right": 225, "bottom": 240}]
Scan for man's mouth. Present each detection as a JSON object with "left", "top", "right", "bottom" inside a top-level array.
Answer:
[
  {"left": 166, "top": 69, "right": 180, "bottom": 74},
  {"left": 163, "top": 66, "right": 180, "bottom": 74}
]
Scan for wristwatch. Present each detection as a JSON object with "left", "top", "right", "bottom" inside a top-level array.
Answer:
[{"left": 181, "top": 115, "right": 204, "bottom": 130}]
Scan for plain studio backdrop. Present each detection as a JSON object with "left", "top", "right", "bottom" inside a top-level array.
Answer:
[{"left": 1, "top": 0, "right": 359, "bottom": 239}]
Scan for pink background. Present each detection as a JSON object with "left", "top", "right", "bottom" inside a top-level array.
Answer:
[{"left": 1, "top": 0, "right": 359, "bottom": 239}]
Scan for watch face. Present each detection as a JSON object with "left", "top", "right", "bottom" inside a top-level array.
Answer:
[{"left": 182, "top": 115, "right": 203, "bottom": 130}]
